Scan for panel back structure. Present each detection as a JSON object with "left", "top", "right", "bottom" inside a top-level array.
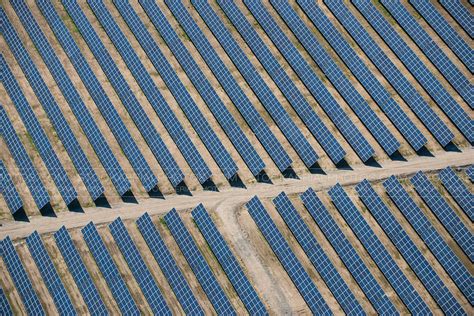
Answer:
[
  {"left": 439, "top": 0, "right": 474, "bottom": 38},
  {"left": 0, "top": 160, "right": 23, "bottom": 214},
  {"left": 164, "top": 209, "right": 236, "bottom": 315},
  {"left": 136, "top": 213, "right": 204, "bottom": 315},
  {"left": 246, "top": 197, "right": 332, "bottom": 315},
  {"left": 300, "top": 188, "right": 398, "bottom": 314},
  {"left": 25, "top": 232, "right": 76, "bottom": 315},
  {"left": 438, "top": 167, "right": 474, "bottom": 221}
]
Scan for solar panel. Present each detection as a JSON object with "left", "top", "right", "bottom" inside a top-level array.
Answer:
[
  {"left": 87, "top": 1, "right": 212, "bottom": 184},
  {"left": 0, "top": 288, "right": 12, "bottom": 316},
  {"left": 81, "top": 222, "right": 139, "bottom": 315},
  {"left": 61, "top": 0, "right": 184, "bottom": 188},
  {"left": 383, "top": 176, "right": 473, "bottom": 306},
  {"left": 0, "top": 160, "right": 23, "bottom": 214},
  {"left": 53, "top": 226, "right": 108, "bottom": 315},
  {"left": 0, "top": 106, "right": 50, "bottom": 211},
  {"left": 297, "top": 1, "right": 426, "bottom": 151},
  {"left": 25, "top": 232, "right": 76, "bottom": 315},
  {"left": 300, "top": 188, "right": 397, "bottom": 314},
  {"left": 192, "top": 0, "right": 319, "bottom": 168},
  {"left": 1, "top": 237, "right": 44, "bottom": 315},
  {"left": 115, "top": 1, "right": 260, "bottom": 177},
  {"left": 381, "top": 0, "right": 473, "bottom": 109},
  {"left": 327, "top": 0, "right": 455, "bottom": 147},
  {"left": 411, "top": 172, "right": 473, "bottom": 261},
  {"left": 36, "top": 1, "right": 158, "bottom": 192},
  {"left": 439, "top": 0, "right": 474, "bottom": 38},
  {"left": 438, "top": 167, "right": 474, "bottom": 221},
  {"left": 272, "top": 192, "right": 363, "bottom": 314},
  {"left": 353, "top": 0, "right": 472, "bottom": 143},
  {"left": 136, "top": 213, "right": 204, "bottom": 315},
  {"left": 164, "top": 209, "right": 235, "bottom": 315},
  {"left": 218, "top": 1, "right": 347, "bottom": 165},
  {"left": 356, "top": 180, "right": 463, "bottom": 313},
  {"left": 269, "top": 0, "right": 400, "bottom": 157},
  {"left": 467, "top": 166, "right": 474, "bottom": 182},
  {"left": 410, "top": 0, "right": 473, "bottom": 73},
  {"left": 191, "top": 204, "right": 267, "bottom": 314},
  {"left": 11, "top": 1, "right": 130, "bottom": 197},
  {"left": 246, "top": 197, "right": 331, "bottom": 314},
  {"left": 164, "top": 0, "right": 292, "bottom": 172},
  {"left": 0, "top": 8, "right": 104, "bottom": 201},
  {"left": 1, "top": 56, "right": 77, "bottom": 206}
]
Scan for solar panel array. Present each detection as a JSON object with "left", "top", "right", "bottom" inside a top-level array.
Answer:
[
  {"left": 165, "top": 0, "right": 292, "bottom": 172},
  {"left": 87, "top": 0, "right": 213, "bottom": 184},
  {"left": 192, "top": 0, "right": 319, "bottom": 168},
  {"left": 0, "top": 160, "right": 23, "bottom": 214},
  {"left": 355, "top": 180, "right": 462, "bottom": 314},
  {"left": 272, "top": 192, "right": 363, "bottom": 315},
  {"left": 61, "top": 0, "right": 184, "bottom": 188},
  {"left": 438, "top": 167, "right": 474, "bottom": 221},
  {"left": 220, "top": 1, "right": 346, "bottom": 165},
  {"left": 298, "top": 1, "right": 426, "bottom": 151},
  {"left": 192, "top": 204, "right": 267, "bottom": 315},
  {"left": 0, "top": 8, "right": 104, "bottom": 201},
  {"left": 269, "top": 0, "right": 400, "bottom": 156},
  {"left": 1, "top": 237, "right": 45, "bottom": 315},
  {"left": 0, "top": 106, "right": 50, "bottom": 211},
  {"left": 109, "top": 218, "right": 171, "bottom": 315},
  {"left": 81, "top": 222, "right": 139, "bottom": 315},
  {"left": 136, "top": 213, "right": 204, "bottom": 315},
  {"left": 300, "top": 188, "right": 398, "bottom": 314},
  {"left": 0, "top": 288, "right": 12, "bottom": 316},
  {"left": 439, "top": 0, "right": 474, "bottom": 38},
  {"left": 164, "top": 208, "right": 236, "bottom": 315},
  {"left": 115, "top": 1, "right": 261, "bottom": 177},
  {"left": 411, "top": 171, "right": 473, "bottom": 261},
  {"left": 246, "top": 196, "right": 331, "bottom": 314},
  {"left": 53, "top": 226, "right": 108, "bottom": 315},
  {"left": 467, "top": 166, "right": 474, "bottom": 182},
  {"left": 327, "top": 0, "right": 455, "bottom": 147},
  {"left": 36, "top": 0, "right": 158, "bottom": 192},
  {"left": 384, "top": 176, "right": 473, "bottom": 306},
  {"left": 353, "top": 0, "right": 472, "bottom": 143},
  {"left": 25, "top": 232, "right": 76, "bottom": 315}
]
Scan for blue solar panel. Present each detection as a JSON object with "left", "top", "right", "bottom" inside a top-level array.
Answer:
[
  {"left": 1, "top": 237, "right": 44, "bottom": 315},
  {"left": 136, "top": 213, "right": 204, "bottom": 315},
  {"left": 325, "top": 0, "right": 455, "bottom": 148},
  {"left": 0, "top": 160, "right": 23, "bottom": 214},
  {"left": 356, "top": 180, "right": 463, "bottom": 313},
  {"left": 164, "top": 0, "right": 292, "bottom": 172},
  {"left": 270, "top": 0, "right": 400, "bottom": 157},
  {"left": 53, "top": 226, "right": 108, "bottom": 315},
  {"left": 410, "top": 0, "right": 473, "bottom": 73},
  {"left": 467, "top": 166, "right": 474, "bottom": 182},
  {"left": 411, "top": 172, "right": 473, "bottom": 261},
  {"left": 246, "top": 197, "right": 331, "bottom": 314},
  {"left": 219, "top": 1, "right": 347, "bottom": 165},
  {"left": 298, "top": 1, "right": 426, "bottom": 151},
  {"left": 353, "top": 0, "right": 472, "bottom": 143},
  {"left": 11, "top": 1, "right": 130, "bottom": 196},
  {"left": 0, "top": 106, "right": 50, "bottom": 211},
  {"left": 36, "top": 1, "right": 158, "bottom": 192},
  {"left": 440, "top": 0, "right": 474, "bottom": 38},
  {"left": 192, "top": 0, "right": 319, "bottom": 168},
  {"left": 439, "top": 167, "right": 474, "bottom": 221},
  {"left": 381, "top": 0, "right": 473, "bottom": 110},
  {"left": 25, "top": 232, "right": 76, "bottom": 315},
  {"left": 0, "top": 8, "right": 104, "bottom": 201},
  {"left": 1, "top": 56, "right": 77, "bottom": 206},
  {"left": 384, "top": 176, "right": 473, "bottom": 306},
  {"left": 272, "top": 192, "right": 363, "bottom": 315},
  {"left": 0, "top": 288, "right": 12, "bottom": 316},
  {"left": 61, "top": 0, "right": 184, "bottom": 188},
  {"left": 81, "top": 222, "right": 139, "bottom": 315},
  {"left": 328, "top": 184, "right": 428, "bottom": 314},
  {"left": 300, "top": 188, "right": 397, "bottom": 314},
  {"left": 86, "top": 1, "right": 212, "bottom": 184},
  {"left": 192, "top": 204, "right": 267, "bottom": 315},
  {"left": 117, "top": 1, "right": 259, "bottom": 177},
  {"left": 164, "top": 209, "right": 235, "bottom": 315},
  {"left": 109, "top": 218, "right": 171, "bottom": 315}
]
